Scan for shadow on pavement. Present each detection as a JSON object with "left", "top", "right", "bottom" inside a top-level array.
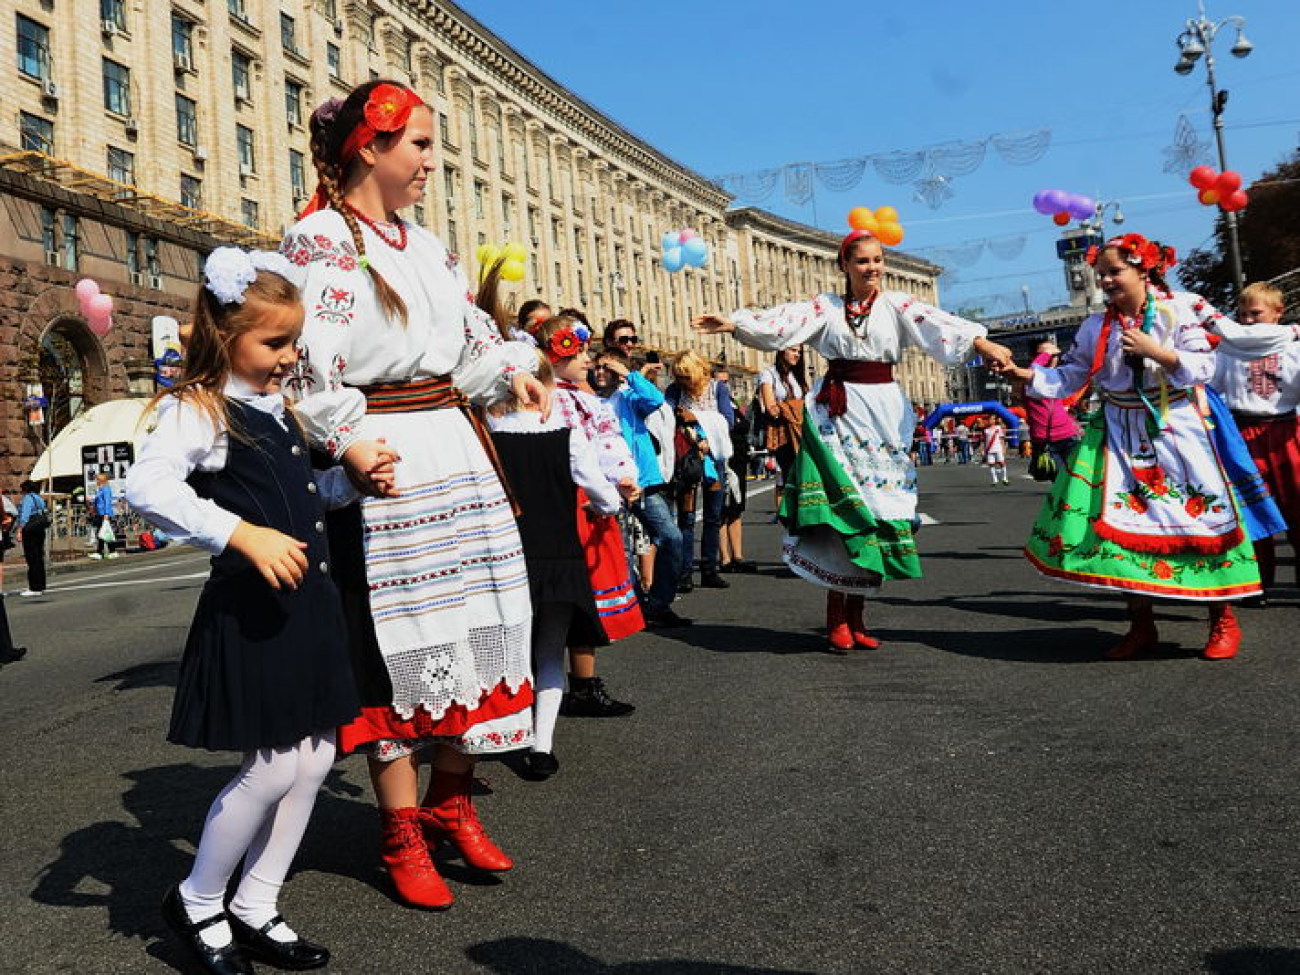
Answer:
[
  {"left": 95, "top": 659, "right": 180, "bottom": 691},
  {"left": 31, "top": 762, "right": 378, "bottom": 968},
  {"left": 466, "top": 937, "right": 815, "bottom": 974},
  {"left": 649, "top": 622, "right": 828, "bottom": 656},
  {"left": 1205, "top": 945, "right": 1300, "bottom": 974}
]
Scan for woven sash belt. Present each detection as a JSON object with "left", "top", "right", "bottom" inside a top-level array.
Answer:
[{"left": 814, "top": 359, "right": 895, "bottom": 418}]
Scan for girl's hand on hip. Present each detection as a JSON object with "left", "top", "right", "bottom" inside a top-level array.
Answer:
[{"left": 228, "top": 522, "right": 309, "bottom": 591}]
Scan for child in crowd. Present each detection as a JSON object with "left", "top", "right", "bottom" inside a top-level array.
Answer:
[
  {"left": 489, "top": 350, "right": 624, "bottom": 779},
  {"left": 982, "top": 417, "right": 1009, "bottom": 486},
  {"left": 126, "top": 248, "right": 395, "bottom": 974},
  {"left": 999, "top": 233, "right": 1265, "bottom": 660}
]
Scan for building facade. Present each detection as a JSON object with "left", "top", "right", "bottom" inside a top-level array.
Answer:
[{"left": 1, "top": 0, "right": 942, "bottom": 492}]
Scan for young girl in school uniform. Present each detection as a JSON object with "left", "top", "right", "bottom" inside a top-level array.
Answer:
[
  {"left": 126, "top": 248, "right": 395, "bottom": 974},
  {"left": 488, "top": 349, "right": 624, "bottom": 779}
]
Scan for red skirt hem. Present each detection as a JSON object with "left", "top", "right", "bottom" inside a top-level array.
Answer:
[
  {"left": 576, "top": 495, "right": 645, "bottom": 641},
  {"left": 337, "top": 679, "right": 534, "bottom": 755}
]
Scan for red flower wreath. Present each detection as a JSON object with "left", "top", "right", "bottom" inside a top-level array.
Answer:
[
  {"left": 545, "top": 324, "right": 591, "bottom": 363},
  {"left": 1086, "top": 233, "right": 1178, "bottom": 274},
  {"left": 364, "top": 84, "right": 418, "bottom": 133}
]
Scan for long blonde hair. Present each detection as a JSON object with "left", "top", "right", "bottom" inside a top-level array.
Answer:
[{"left": 670, "top": 349, "right": 710, "bottom": 397}]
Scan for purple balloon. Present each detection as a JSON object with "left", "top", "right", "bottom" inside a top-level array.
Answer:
[
  {"left": 1042, "top": 189, "right": 1069, "bottom": 212},
  {"left": 1032, "top": 191, "right": 1055, "bottom": 215},
  {"left": 1067, "top": 194, "right": 1096, "bottom": 220}
]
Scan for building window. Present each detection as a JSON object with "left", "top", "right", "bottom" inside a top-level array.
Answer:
[
  {"left": 439, "top": 112, "right": 453, "bottom": 147},
  {"left": 446, "top": 219, "right": 457, "bottom": 252},
  {"left": 501, "top": 194, "right": 513, "bottom": 234},
  {"left": 175, "top": 94, "right": 198, "bottom": 146},
  {"left": 126, "top": 230, "right": 141, "bottom": 278},
  {"left": 326, "top": 43, "right": 341, "bottom": 80},
  {"left": 443, "top": 166, "right": 458, "bottom": 213},
  {"left": 279, "top": 13, "right": 299, "bottom": 54},
  {"left": 396, "top": 34, "right": 412, "bottom": 72},
  {"left": 466, "top": 108, "right": 479, "bottom": 159},
  {"left": 241, "top": 198, "right": 260, "bottom": 228},
  {"left": 321, "top": 0, "right": 337, "bottom": 18},
  {"left": 232, "top": 49, "right": 252, "bottom": 103},
  {"left": 473, "top": 180, "right": 485, "bottom": 219},
  {"left": 285, "top": 79, "right": 304, "bottom": 127},
  {"left": 19, "top": 112, "right": 54, "bottom": 154},
  {"left": 180, "top": 174, "right": 202, "bottom": 210},
  {"left": 289, "top": 149, "right": 306, "bottom": 202},
  {"left": 40, "top": 206, "right": 56, "bottom": 257},
  {"left": 551, "top": 217, "right": 561, "bottom": 248},
  {"left": 106, "top": 146, "right": 135, "bottom": 185},
  {"left": 413, "top": 203, "right": 425, "bottom": 226},
  {"left": 495, "top": 123, "right": 506, "bottom": 174},
  {"left": 171, "top": 14, "right": 194, "bottom": 65},
  {"left": 527, "top": 207, "right": 539, "bottom": 244},
  {"left": 59, "top": 211, "right": 79, "bottom": 270},
  {"left": 520, "top": 143, "right": 531, "bottom": 187},
  {"left": 100, "top": 0, "right": 126, "bottom": 31},
  {"left": 17, "top": 15, "right": 50, "bottom": 80},
  {"left": 228, "top": 0, "right": 249, "bottom": 24},
  {"left": 236, "top": 125, "right": 256, "bottom": 174},
  {"left": 102, "top": 58, "right": 131, "bottom": 115}
]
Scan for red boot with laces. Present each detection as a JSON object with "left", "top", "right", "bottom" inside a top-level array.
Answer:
[
  {"left": 1202, "top": 603, "right": 1241, "bottom": 660},
  {"left": 379, "top": 807, "right": 454, "bottom": 910},
  {"left": 1104, "top": 603, "right": 1159, "bottom": 660},
  {"left": 419, "top": 769, "right": 514, "bottom": 872},
  {"left": 845, "top": 595, "right": 881, "bottom": 649}
]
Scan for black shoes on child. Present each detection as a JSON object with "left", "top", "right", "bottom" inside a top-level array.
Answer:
[
  {"left": 561, "top": 676, "right": 635, "bottom": 718},
  {"left": 522, "top": 750, "right": 560, "bottom": 780},
  {"left": 161, "top": 886, "right": 253, "bottom": 975},
  {"left": 162, "top": 885, "right": 329, "bottom": 974}
]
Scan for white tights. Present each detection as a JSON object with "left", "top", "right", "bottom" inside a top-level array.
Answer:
[
  {"left": 532, "top": 603, "right": 573, "bottom": 755},
  {"left": 179, "top": 731, "right": 336, "bottom": 947}
]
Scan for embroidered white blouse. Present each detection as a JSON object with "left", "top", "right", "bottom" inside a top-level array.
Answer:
[
  {"left": 124, "top": 378, "right": 358, "bottom": 555},
  {"left": 280, "top": 209, "right": 537, "bottom": 458}
]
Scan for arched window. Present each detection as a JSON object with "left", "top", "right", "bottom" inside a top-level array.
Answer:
[{"left": 38, "top": 318, "right": 94, "bottom": 438}]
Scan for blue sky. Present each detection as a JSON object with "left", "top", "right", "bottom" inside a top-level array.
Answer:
[{"left": 457, "top": 0, "right": 1300, "bottom": 317}]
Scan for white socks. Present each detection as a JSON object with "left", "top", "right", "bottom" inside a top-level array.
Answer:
[
  {"left": 179, "top": 732, "right": 336, "bottom": 947},
  {"left": 532, "top": 604, "right": 573, "bottom": 754}
]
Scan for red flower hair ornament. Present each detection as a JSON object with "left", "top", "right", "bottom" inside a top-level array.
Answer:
[
  {"left": 545, "top": 324, "right": 591, "bottom": 363},
  {"left": 1085, "top": 233, "right": 1177, "bottom": 274},
  {"left": 339, "top": 84, "right": 426, "bottom": 169}
]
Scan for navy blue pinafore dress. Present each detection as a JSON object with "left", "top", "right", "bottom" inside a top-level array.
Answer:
[{"left": 169, "top": 400, "right": 359, "bottom": 751}]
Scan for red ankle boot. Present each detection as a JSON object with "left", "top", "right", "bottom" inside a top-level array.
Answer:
[
  {"left": 1104, "top": 609, "right": 1159, "bottom": 660},
  {"left": 845, "top": 595, "right": 880, "bottom": 649},
  {"left": 825, "top": 591, "right": 853, "bottom": 653},
  {"left": 1202, "top": 604, "right": 1241, "bottom": 660},
  {"left": 419, "top": 770, "right": 514, "bottom": 872},
  {"left": 379, "top": 807, "right": 454, "bottom": 910}
]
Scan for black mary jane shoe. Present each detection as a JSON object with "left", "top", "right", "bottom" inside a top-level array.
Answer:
[
  {"left": 230, "top": 915, "right": 330, "bottom": 972},
  {"left": 161, "top": 886, "right": 254, "bottom": 975}
]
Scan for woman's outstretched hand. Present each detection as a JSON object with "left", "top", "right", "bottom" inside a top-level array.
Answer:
[{"left": 691, "top": 314, "right": 735, "bottom": 335}]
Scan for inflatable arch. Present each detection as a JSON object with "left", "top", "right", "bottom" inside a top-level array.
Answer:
[{"left": 922, "top": 401, "right": 1022, "bottom": 447}]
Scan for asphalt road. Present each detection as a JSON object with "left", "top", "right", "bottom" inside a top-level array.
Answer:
[{"left": 3, "top": 462, "right": 1300, "bottom": 975}]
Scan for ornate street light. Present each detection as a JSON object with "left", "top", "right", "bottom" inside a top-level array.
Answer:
[{"left": 1173, "top": 1, "right": 1253, "bottom": 295}]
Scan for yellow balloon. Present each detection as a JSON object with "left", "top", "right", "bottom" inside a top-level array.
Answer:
[
  {"left": 501, "top": 259, "right": 526, "bottom": 282},
  {"left": 503, "top": 242, "right": 527, "bottom": 263},
  {"left": 874, "top": 206, "right": 899, "bottom": 224}
]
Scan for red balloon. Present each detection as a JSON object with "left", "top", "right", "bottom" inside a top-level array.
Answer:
[
  {"left": 1221, "top": 190, "right": 1248, "bottom": 212},
  {"left": 1188, "top": 166, "right": 1218, "bottom": 190},
  {"left": 1052, "top": 211, "right": 1070, "bottom": 226},
  {"left": 1215, "top": 170, "right": 1242, "bottom": 194},
  {"left": 1198, "top": 188, "right": 1221, "bottom": 206}
]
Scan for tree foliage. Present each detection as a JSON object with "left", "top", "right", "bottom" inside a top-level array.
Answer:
[{"left": 1178, "top": 147, "right": 1300, "bottom": 307}]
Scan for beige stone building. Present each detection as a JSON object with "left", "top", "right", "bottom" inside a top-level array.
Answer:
[{"left": 0, "top": 0, "right": 943, "bottom": 492}]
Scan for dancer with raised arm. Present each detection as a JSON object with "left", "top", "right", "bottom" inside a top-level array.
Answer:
[{"left": 693, "top": 229, "right": 1012, "bottom": 652}]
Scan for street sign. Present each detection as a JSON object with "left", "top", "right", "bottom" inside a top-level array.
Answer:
[{"left": 1057, "top": 233, "right": 1103, "bottom": 259}]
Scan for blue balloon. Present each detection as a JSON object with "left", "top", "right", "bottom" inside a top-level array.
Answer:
[
  {"left": 662, "top": 247, "right": 684, "bottom": 273},
  {"left": 661, "top": 231, "right": 680, "bottom": 252},
  {"left": 682, "top": 238, "right": 708, "bottom": 264}
]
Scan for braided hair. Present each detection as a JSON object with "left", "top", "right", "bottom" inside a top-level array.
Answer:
[{"left": 307, "top": 79, "right": 417, "bottom": 325}]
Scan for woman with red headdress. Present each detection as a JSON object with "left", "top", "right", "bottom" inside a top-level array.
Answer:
[
  {"left": 998, "top": 233, "right": 1270, "bottom": 660},
  {"left": 693, "top": 230, "right": 1012, "bottom": 652},
  {"left": 280, "top": 80, "right": 547, "bottom": 910}
]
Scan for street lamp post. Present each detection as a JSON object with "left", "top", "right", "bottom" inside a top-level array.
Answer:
[
  {"left": 1173, "top": 1, "right": 1253, "bottom": 297},
  {"left": 1082, "top": 200, "right": 1125, "bottom": 235}
]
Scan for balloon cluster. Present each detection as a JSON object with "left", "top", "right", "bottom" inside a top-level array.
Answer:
[
  {"left": 476, "top": 242, "right": 528, "bottom": 282},
  {"left": 1188, "top": 166, "right": 1248, "bottom": 213},
  {"left": 75, "top": 278, "right": 114, "bottom": 337},
  {"left": 847, "top": 206, "right": 904, "bottom": 245},
  {"left": 660, "top": 229, "right": 709, "bottom": 273},
  {"left": 1032, "top": 190, "right": 1096, "bottom": 226}
]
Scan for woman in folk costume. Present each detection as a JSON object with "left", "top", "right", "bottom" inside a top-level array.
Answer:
[
  {"left": 281, "top": 80, "right": 547, "bottom": 910},
  {"left": 999, "top": 233, "right": 1267, "bottom": 661},
  {"left": 693, "top": 230, "right": 1013, "bottom": 652}
]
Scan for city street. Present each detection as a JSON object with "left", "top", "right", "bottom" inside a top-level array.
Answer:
[{"left": 3, "top": 463, "right": 1300, "bottom": 974}]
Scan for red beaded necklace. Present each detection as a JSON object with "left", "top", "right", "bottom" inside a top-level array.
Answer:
[{"left": 343, "top": 202, "right": 408, "bottom": 251}]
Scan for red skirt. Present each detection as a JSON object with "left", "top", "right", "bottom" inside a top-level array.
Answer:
[
  {"left": 337, "top": 680, "right": 534, "bottom": 756},
  {"left": 576, "top": 492, "right": 645, "bottom": 641},
  {"left": 1239, "top": 414, "right": 1300, "bottom": 529}
]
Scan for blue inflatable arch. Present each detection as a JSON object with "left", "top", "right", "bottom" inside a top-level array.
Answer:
[{"left": 923, "top": 401, "right": 1022, "bottom": 447}]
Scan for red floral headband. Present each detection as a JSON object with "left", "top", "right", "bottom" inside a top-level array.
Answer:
[
  {"left": 545, "top": 324, "right": 591, "bottom": 363},
  {"left": 1085, "top": 233, "right": 1177, "bottom": 274},
  {"left": 339, "top": 84, "right": 425, "bottom": 166},
  {"left": 838, "top": 229, "right": 877, "bottom": 262}
]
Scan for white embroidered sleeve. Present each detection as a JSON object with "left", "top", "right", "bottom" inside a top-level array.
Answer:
[
  {"left": 886, "top": 292, "right": 987, "bottom": 367},
  {"left": 730, "top": 298, "right": 828, "bottom": 352}
]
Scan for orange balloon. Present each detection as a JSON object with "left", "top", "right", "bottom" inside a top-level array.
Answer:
[
  {"left": 874, "top": 205, "right": 899, "bottom": 223},
  {"left": 1053, "top": 211, "right": 1070, "bottom": 226},
  {"left": 862, "top": 216, "right": 882, "bottom": 237},
  {"left": 876, "top": 222, "right": 904, "bottom": 246},
  {"left": 1198, "top": 188, "right": 1220, "bottom": 206},
  {"left": 847, "top": 207, "right": 875, "bottom": 231}
]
